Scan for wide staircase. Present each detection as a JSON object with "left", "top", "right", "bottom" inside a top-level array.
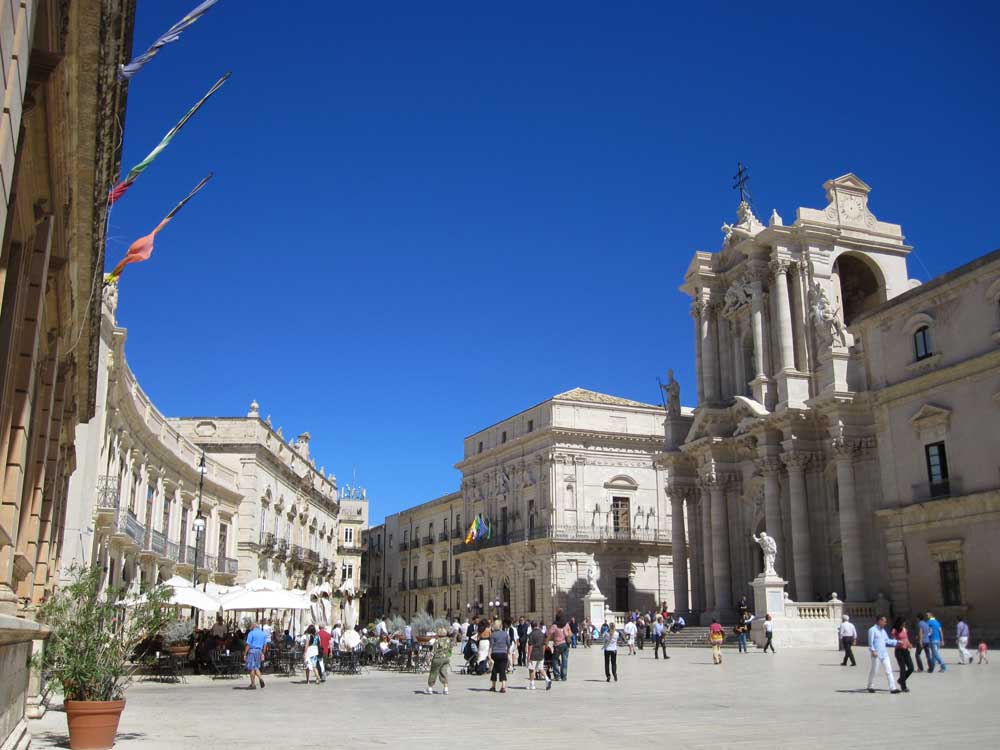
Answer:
[{"left": 659, "top": 626, "right": 744, "bottom": 649}]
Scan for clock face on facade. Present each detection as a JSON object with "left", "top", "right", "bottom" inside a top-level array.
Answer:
[{"left": 840, "top": 194, "right": 865, "bottom": 223}]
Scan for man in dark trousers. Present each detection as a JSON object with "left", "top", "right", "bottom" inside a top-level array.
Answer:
[
  {"left": 516, "top": 616, "right": 529, "bottom": 666},
  {"left": 838, "top": 614, "right": 857, "bottom": 666}
]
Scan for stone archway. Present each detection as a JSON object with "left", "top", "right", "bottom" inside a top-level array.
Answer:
[{"left": 833, "top": 252, "right": 885, "bottom": 325}]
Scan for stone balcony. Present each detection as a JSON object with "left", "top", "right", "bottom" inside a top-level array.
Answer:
[
  {"left": 454, "top": 523, "right": 671, "bottom": 555},
  {"left": 911, "top": 477, "right": 962, "bottom": 503}
]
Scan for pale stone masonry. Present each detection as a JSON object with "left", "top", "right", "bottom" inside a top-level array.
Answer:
[
  {"left": 662, "top": 174, "right": 1000, "bottom": 641},
  {"left": 367, "top": 389, "right": 681, "bottom": 623},
  {"left": 0, "top": 3, "right": 136, "bottom": 749}
]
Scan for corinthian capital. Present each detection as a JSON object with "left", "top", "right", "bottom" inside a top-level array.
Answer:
[
  {"left": 757, "top": 457, "right": 783, "bottom": 477},
  {"left": 769, "top": 259, "right": 791, "bottom": 277},
  {"left": 690, "top": 299, "right": 708, "bottom": 318},
  {"left": 781, "top": 451, "right": 813, "bottom": 472}
]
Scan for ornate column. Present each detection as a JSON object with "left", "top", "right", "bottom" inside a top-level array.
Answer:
[
  {"left": 832, "top": 428, "right": 865, "bottom": 600},
  {"left": 782, "top": 451, "right": 814, "bottom": 600},
  {"left": 705, "top": 461, "right": 731, "bottom": 612},
  {"left": 757, "top": 456, "right": 785, "bottom": 577},
  {"left": 691, "top": 301, "right": 705, "bottom": 404},
  {"left": 718, "top": 316, "right": 733, "bottom": 400},
  {"left": 747, "top": 269, "right": 775, "bottom": 407},
  {"left": 770, "top": 260, "right": 795, "bottom": 371},
  {"left": 694, "top": 299, "right": 720, "bottom": 404},
  {"left": 670, "top": 492, "right": 689, "bottom": 614},
  {"left": 698, "top": 487, "right": 714, "bottom": 613}
]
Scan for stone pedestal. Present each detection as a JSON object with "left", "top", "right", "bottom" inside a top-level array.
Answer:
[
  {"left": 818, "top": 347, "right": 851, "bottom": 394},
  {"left": 750, "top": 572, "right": 787, "bottom": 648},
  {"left": 583, "top": 590, "right": 607, "bottom": 626}
]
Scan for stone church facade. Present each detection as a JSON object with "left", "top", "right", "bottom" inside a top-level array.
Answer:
[{"left": 660, "top": 174, "right": 1000, "bottom": 638}]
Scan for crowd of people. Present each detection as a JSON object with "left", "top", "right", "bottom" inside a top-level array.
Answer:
[{"left": 232, "top": 603, "right": 990, "bottom": 695}]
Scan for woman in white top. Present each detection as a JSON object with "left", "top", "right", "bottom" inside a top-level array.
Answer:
[
  {"left": 303, "top": 625, "right": 322, "bottom": 686},
  {"left": 602, "top": 622, "right": 619, "bottom": 682}
]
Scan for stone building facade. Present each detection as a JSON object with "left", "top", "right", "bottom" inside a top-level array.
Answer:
[
  {"left": 852, "top": 248, "right": 1000, "bottom": 638},
  {"left": 63, "top": 291, "right": 368, "bottom": 606},
  {"left": 660, "top": 174, "right": 1000, "bottom": 638},
  {"left": 0, "top": 3, "right": 135, "bottom": 749},
  {"left": 368, "top": 389, "right": 678, "bottom": 623}
]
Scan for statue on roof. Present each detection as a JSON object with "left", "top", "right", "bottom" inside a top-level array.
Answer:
[{"left": 660, "top": 369, "right": 681, "bottom": 418}]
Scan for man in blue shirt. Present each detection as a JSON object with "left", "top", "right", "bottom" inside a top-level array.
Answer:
[
  {"left": 244, "top": 622, "right": 269, "bottom": 689},
  {"left": 867, "top": 615, "right": 900, "bottom": 694},
  {"left": 915, "top": 613, "right": 931, "bottom": 672},
  {"left": 926, "top": 612, "right": 946, "bottom": 673}
]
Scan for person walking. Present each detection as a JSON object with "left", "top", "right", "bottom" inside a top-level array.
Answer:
[
  {"left": 602, "top": 622, "right": 619, "bottom": 682},
  {"left": 516, "top": 616, "right": 529, "bottom": 666},
  {"left": 926, "top": 612, "right": 946, "bottom": 673},
  {"left": 653, "top": 615, "right": 670, "bottom": 660},
  {"left": 709, "top": 619, "right": 725, "bottom": 664},
  {"left": 623, "top": 618, "right": 637, "bottom": 655},
  {"left": 243, "top": 621, "right": 269, "bottom": 690},
  {"left": 956, "top": 617, "right": 972, "bottom": 665},
  {"left": 839, "top": 614, "right": 858, "bottom": 666},
  {"left": 977, "top": 641, "right": 989, "bottom": 665},
  {"left": 866, "top": 615, "right": 900, "bottom": 694},
  {"left": 303, "top": 625, "right": 322, "bottom": 686},
  {"left": 569, "top": 617, "right": 579, "bottom": 649},
  {"left": 890, "top": 617, "right": 914, "bottom": 693},
  {"left": 476, "top": 618, "right": 492, "bottom": 675},
  {"left": 582, "top": 617, "right": 593, "bottom": 648},
  {"left": 488, "top": 618, "right": 512, "bottom": 693},
  {"left": 762, "top": 614, "right": 775, "bottom": 653},
  {"left": 914, "top": 613, "right": 930, "bottom": 672},
  {"left": 316, "top": 626, "right": 330, "bottom": 683},
  {"left": 425, "top": 627, "right": 452, "bottom": 694},
  {"left": 525, "top": 620, "right": 552, "bottom": 690},
  {"left": 547, "top": 614, "right": 571, "bottom": 681}
]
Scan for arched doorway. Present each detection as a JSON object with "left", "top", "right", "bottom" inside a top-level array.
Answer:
[{"left": 833, "top": 253, "right": 884, "bottom": 325}]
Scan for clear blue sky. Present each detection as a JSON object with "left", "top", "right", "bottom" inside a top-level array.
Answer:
[{"left": 111, "top": 1, "right": 1000, "bottom": 523}]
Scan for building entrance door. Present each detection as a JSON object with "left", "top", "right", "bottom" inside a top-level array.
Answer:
[{"left": 615, "top": 577, "right": 629, "bottom": 612}]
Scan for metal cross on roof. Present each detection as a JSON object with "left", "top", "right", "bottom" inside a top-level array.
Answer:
[{"left": 732, "top": 161, "right": 752, "bottom": 205}]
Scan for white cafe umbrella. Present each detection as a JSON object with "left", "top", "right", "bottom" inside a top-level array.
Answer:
[
  {"left": 219, "top": 588, "right": 310, "bottom": 611},
  {"left": 122, "top": 584, "right": 220, "bottom": 612},
  {"left": 243, "top": 577, "right": 283, "bottom": 592},
  {"left": 161, "top": 575, "right": 193, "bottom": 589}
]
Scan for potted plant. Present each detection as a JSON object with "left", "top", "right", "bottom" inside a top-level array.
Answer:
[
  {"left": 34, "top": 565, "right": 172, "bottom": 750},
  {"left": 160, "top": 619, "right": 195, "bottom": 657}
]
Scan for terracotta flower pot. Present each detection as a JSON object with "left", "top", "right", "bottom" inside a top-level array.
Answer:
[{"left": 64, "top": 699, "right": 126, "bottom": 750}]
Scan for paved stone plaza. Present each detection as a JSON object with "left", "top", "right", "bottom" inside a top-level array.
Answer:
[{"left": 30, "top": 645, "right": 998, "bottom": 749}]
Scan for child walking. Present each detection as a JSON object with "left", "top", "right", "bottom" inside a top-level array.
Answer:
[
  {"left": 709, "top": 619, "right": 725, "bottom": 664},
  {"left": 978, "top": 641, "right": 989, "bottom": 665}
]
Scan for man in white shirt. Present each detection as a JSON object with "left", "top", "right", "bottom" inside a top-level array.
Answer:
[
  {"left": 839, "top": 614, "right": 858, "bottom": 666},
  {"left": 867, "top": 615, "right": 900, "bottom": 694},
  {"left": 210, "top": 617, "right": 226, "bottom": 638},
  {"left": 262, "top": 619, "right": 274, "bottom": 642},
  {"left": 375, "top": 618, "right": 388, "bottom": 638},
  {"left": 623, "top": 619, "right": 638, "bottom": 655},
  {"left": 331, "top": 622, "right": 343, "bottom": 652}
]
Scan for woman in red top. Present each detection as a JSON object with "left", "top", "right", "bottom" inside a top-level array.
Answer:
[{"left": 891, "top": 617, "right": 914, "bottom": 692}]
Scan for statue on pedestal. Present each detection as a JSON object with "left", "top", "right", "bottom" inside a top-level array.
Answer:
[
  {"left": 752, "top": 531, "right": 778, "bottom": 576},
  {"left": 586, "top": 562, "right": 601, "bottom": 595}
]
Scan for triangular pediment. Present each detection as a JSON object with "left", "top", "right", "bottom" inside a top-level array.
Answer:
[
  {"left": 909, "top": 403, "right": 951, "bottom": 436},
  {"left": 825, "top": 173, "right": 872, "bottom": 197}
]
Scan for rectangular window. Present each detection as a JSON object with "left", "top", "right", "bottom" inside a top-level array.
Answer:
[
  {"left": 344, "top": 527, "right": 354, "bottom": 544},
  {"left": 342, "top": 563, "right": 353, "bottom": 582},
  {"left": 527, "top": 419, "right": 534, "bottom": 433},
  {"left": 924, "top": 442, "right": 949, "bottom": 495},
  {"left": 454, "top": 559, "right": 461, "bottom": 581},
  {"left": 441, "top": 560, "right": 447, "bottom": 581},
  {"left": 529, "top": 578, "right": 536, "bottom": 612},
  {"left": 939, "top": 560, "right": 961, "bottom": 606},
  {"left": 612, "top": 496, "right": 631, "bottom": 534},
  {"left": 218, "top": 523, "right": 228, "bottom": 558},
  {"left": 389, "top": 533, "right": 393, "bottom": 548},
  {"left": 455, "top": 514, "right": 461, "bottom": 535},
  {"left": 401, "top": 567, "right": 407, "bottom": 586},
  {"left": 501, "top": 430, "right": 507, "bottom": 443},
  {"left": 179, "top": 507, "right": 189, "bottom": 548},
  {"left": 412, "top": 565, "right": 417, "bottom": 584},
  {"left": 477, "top": 584, "right": 484, "bottom": 610},
  {"left": 478, "top": 441, "right": 483, "bottom": 454},
  {"left": 161, "top": 497, "right": 171, "bottom": 535},
  {"left": 501, "top": 506, "right": 508, "bottom": 540},
  {"left": 914, "top": 327, "right": 933, "bottom": 361},
  {"left": 426, "top": 560, "right": 432, "bottom": 578}
]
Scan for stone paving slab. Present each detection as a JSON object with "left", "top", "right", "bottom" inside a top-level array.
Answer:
[{"left": 30, "top": 646, "right": 998, "bottom": 750}]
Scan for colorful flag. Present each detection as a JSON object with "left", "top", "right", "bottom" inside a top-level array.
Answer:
[
  {"left": 108, "top": 73, "right": 230, "bottom": 205},
  {"left": 464, "top": 517, "right": 478, "bottom": 545},
  {"left": 119, "top": 0, "right": 221, "bottom": 81},
  {"left": 485, "top": 518, "right": 492, "bottom": 540},
  {"left": 106, "top": 174, "right": 213, "bottom": 283}
]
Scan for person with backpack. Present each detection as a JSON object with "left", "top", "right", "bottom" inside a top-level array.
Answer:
[
  {"left": 425, "top": 627, "right": 453, "bottom": 695},
  {"left": 525, "top": 620, "right": 552, "bottom": 690}
]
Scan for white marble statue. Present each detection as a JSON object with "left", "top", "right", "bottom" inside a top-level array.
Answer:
[
  {"left": 586, "top": 562, "right": 601, "bottom": 595},
  {"left": 752, "top": 531, "right": 778, "bottom": 576},
  {"left": 808, "top": 281, "right": 846, "bottom": 346}
]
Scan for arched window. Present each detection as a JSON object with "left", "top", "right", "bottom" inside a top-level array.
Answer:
[{"left": 914, "top": 326, "right": 933, "bottom": 361}]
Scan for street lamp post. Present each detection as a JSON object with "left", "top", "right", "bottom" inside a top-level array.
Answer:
[{"left": 190, "top": 451, "right": 208, "bottom": 621}]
